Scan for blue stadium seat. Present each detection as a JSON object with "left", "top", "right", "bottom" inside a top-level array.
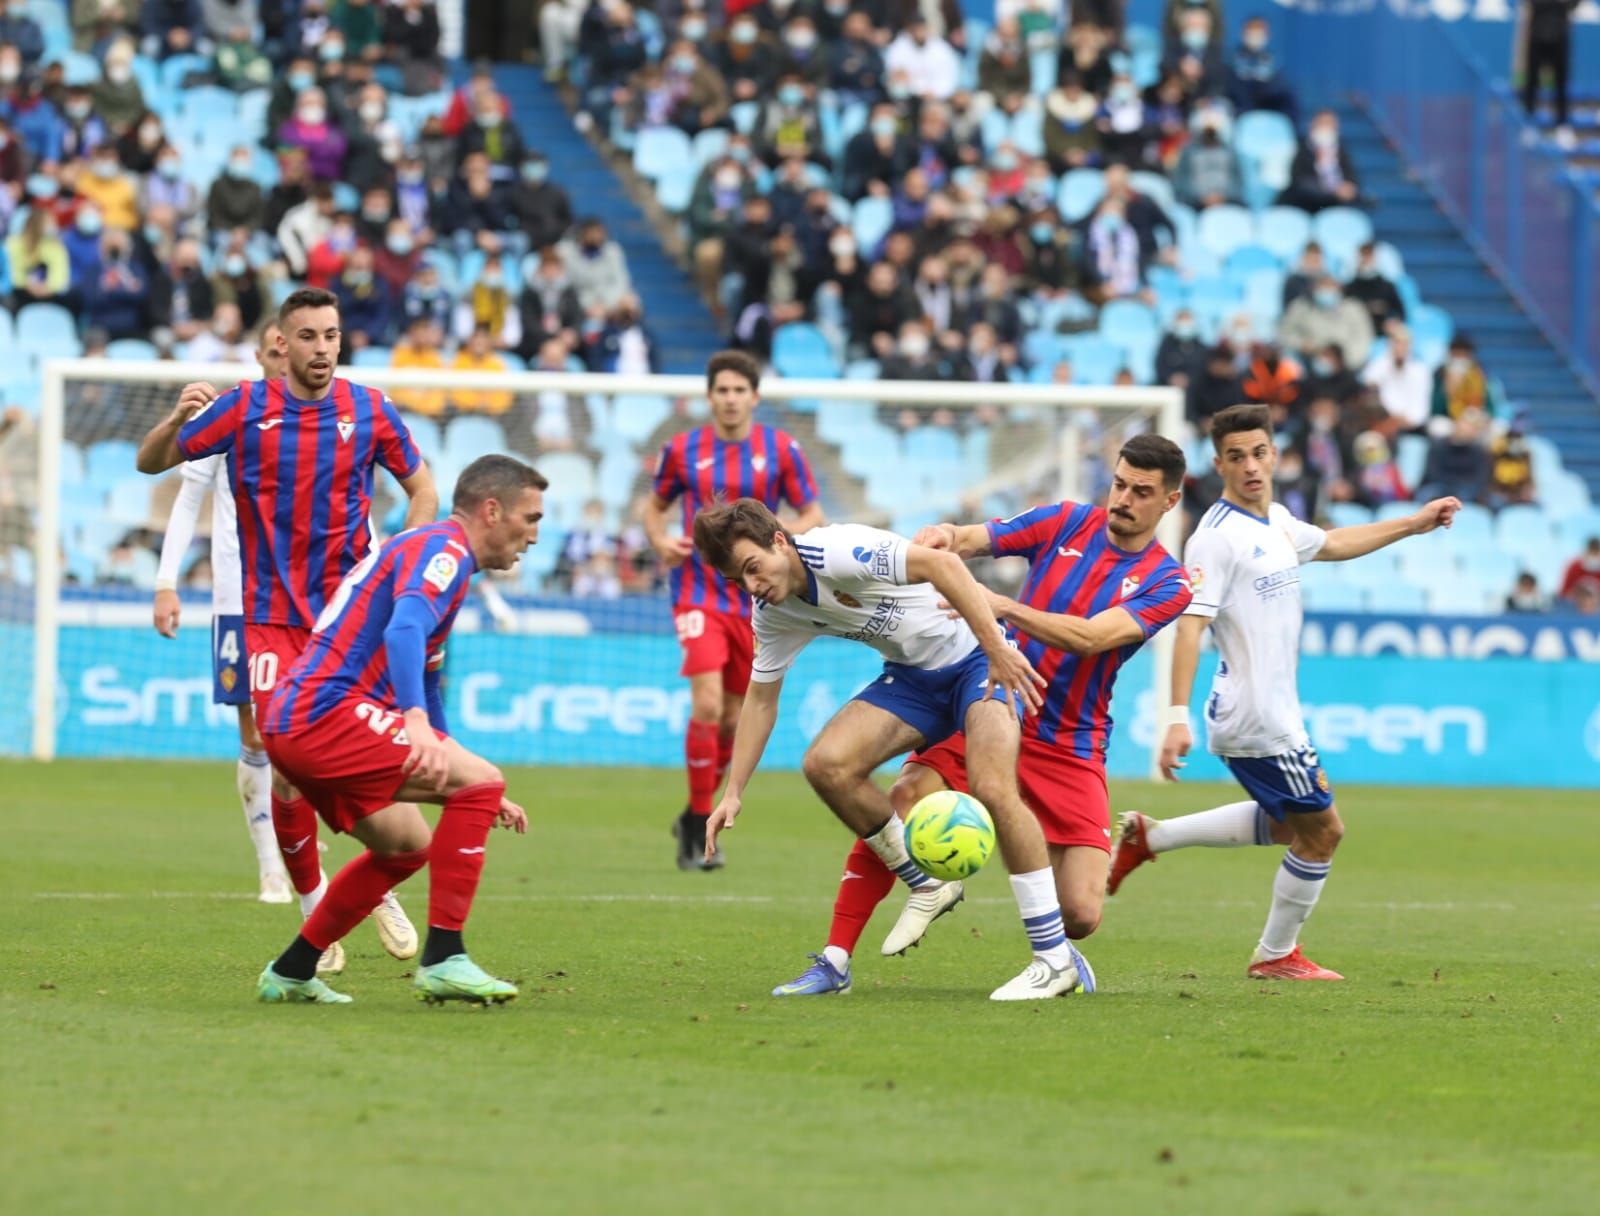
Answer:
[
  {"left": 1397, "top": 546, "right": 1462, "bottom": 586},
  {"left": 107, "top": 476, "right": 152, "bottom": 523},
  {"left": 904, "top": 426, "right": 961, "bottom": 467},
  {"left": 844, "top": 359, "right": 881, "bottom": 380},
  {"left": 1366, "top": 581, "right": 1428, "bottom": 613},
  {"left": 1010, "top": 105, "right": 1045, "bottom": 158},
  {"left": 1424, "top": 583, "right": 1497, "bottom": 617},
  {"left": 1061, "top": 335, "right": 1123, "bottom": 385},
  {"left": 1495, "top": 503, "right": 1553, "bottom": 554},
  {"left": 17, "top": 303, "right": 80, "bottom": 362},
  {"left": 692, "top": 127, "right": 729, "bottom": 167},
  {"left": 1553, "top": 508, "right": 1600, "bottom": 553},
  {"left": 161, "top": 53, "right": 210, "bottom": 93},
  {"left": 1129, "top": 171, "right": 1177, "bottom": 215},
  {"left": 729, "top": 101, "right": 761, "bottom": 135},
  {"left": 237, "top": 89, "right": 270, "bottom": 133},
  {"left": 611, "top": 393, "right": 672, "bottom": 444},
  {"left": 772, "top": 323, "right": 839, "bottom": 379},
  {"left": 1196, "top": 205, "right": 1255, "bottom": 260},
  {"left": 1057, "top": 169, "right": 1104, "bottom": 222},
  {"left": 656, "top": 164, "right": 696, "bottom": 213},
  {"left": 49, "top": 49, "right": 101, "bottom": 86},
  {"left": 352, "top": 347, "right": 393, "bottom": 368},
  {"left": 444, "top": 415, "right": 507, "bottom": 461},
  {"left": 597, "top": 451, "right": 638, "bottom": 509},
  {"left": 1312, "top": 207, "right": 1375, "bottom": 264},
  {"left": 1324, "top": 502, "right": 1373, "bottom": 528},
  {"left": 105, "top": 338, "right": 158, "bottom": 361},
  {"left": 0, "top": 310, "right": 16, "bottom": 352},
  {"left": 1255, "top": 206, "right": 1312, "bottom": 261},
  {"left": 1409, "top": 303, "right": 1454, "bottom": 349},
  {"left": 1300, "top": 578, "right": 1367, "bottom": 613},
  {"left": 851, "top": 195, "right": 893, "bottom": 252},
  {"left": 1396, "top": 432, "right": 1429, "bottom": 488},
  {"left": 1234, "top": 110, "right": 1297, "bottom": 192},
  {"left": 632, "top": 126, "right": 692, "bottom": 182},
  {"left": 1224, "top": 244, "right": 1280, "bottom": 278},
  {"left": 399, "top": 414, "right": 443, "bottom": 459},
  {"left": 1544, "top": 471, "right": 1594, "bottom": 520}
]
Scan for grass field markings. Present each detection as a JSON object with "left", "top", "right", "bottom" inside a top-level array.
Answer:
[{"left": 26, "top": 891, "right": 1522, "bottom": 912}]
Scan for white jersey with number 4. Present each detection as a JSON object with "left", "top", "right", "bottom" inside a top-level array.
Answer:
[
  {"left": 750, "top": 524, "right": 977, "bottom": 683},
  {"left": 1182, "top": 499, "right": 1327, "bottom": 758},
  {"left": 155, "top": 454, "right": 243, "bottom": 616}
]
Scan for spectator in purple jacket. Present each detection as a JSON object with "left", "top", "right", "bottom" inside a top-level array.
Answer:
[{"left": 274, "top": 86, "right": 348, "bottom": 181}]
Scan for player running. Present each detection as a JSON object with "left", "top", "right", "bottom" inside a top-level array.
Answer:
[
  {"left": 693, "top": 499, "right": 1092, "bottom": 1001},
  {"left": 255, "top": 456, "right": 544, "bottom": 1005},
  {"left": 135, "top": 287, "right": 438, "bottom": 971},
  {"left": 643, "top": 351, "right": 823, "bottom": 872},
  {"left": 152, "top": 322, "right": 291, "bottom": 903},
  {"left": 1109, "top": 404, "right": 1460, "bottom": 980},
  {"left": 774, "top": 435, "right": 1194, "bottom": 996}
]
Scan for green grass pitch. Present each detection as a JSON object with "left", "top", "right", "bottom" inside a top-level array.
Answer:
[{"left": 1, "top": 759, "right": 1596, "bottom": 1215}]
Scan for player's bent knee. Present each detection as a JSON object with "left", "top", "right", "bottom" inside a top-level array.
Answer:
[{"left": 1061, "top": 905, "right": 1102, "bottom": 940}]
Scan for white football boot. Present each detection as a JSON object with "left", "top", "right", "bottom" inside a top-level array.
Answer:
[
  {"left": 258, "top": 870, "right": 293, "bottom": 905},
  {"left": 880, "top": 881, "right": 965, "bottom": 956},
  {"left": 989, "top": 943, "right": 1097, "bottom": 1001},
  {"left": 315, "top": 940, "right": 346, "bottom": 975},
  {"left": 372, "top": 891, "right": 418, "bottom": 960}
]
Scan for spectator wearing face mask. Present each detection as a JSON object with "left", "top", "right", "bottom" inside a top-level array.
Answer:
[
  {"left": 1416, "top": 407, "right": 1491, "bottom": 505},
  {"left": 517, "top": 248, "right": 584, "bottom": 359},
  {"left": 1430, "top": 336, "right": 1501, "bottom": 426},
  {"left": 828, "top": 11, "right": 884, "bottom": 108},
  {"left": 58, "top": 87, "right": 107, "bottom": 162},
  {"left": 592, "top": 293, "right": 658, "bottom": 375},
  {"left": 455, "top": 255, "right": 521, "bottom": 350},
  {"left": 181, "top": 300, "right": 253, "bottom": 362},
  {"left": 1086, "top": 198, "right": 1142, "bottom": 299},
  {"left": 689, "top": 152, "right": 756, "bottom": 302},
  {"left": 1280, "top": 109, "right": 1363, "bottom": 213},
  {"left": 1344, "top": 241, "right": 1406, "bottom": 331},
  {"left": 275, "top": 87, "right": 348, "bottom": 181},
  {"left": 1559, "top": 537, "right": 1600, "bottom": 605},
  {"left": 1361, "top": 322, "right": 1432, "bottom": 433},
  {"left": 1485, "top": 422, "right": 1537, "bottom": 508},
  {"left": 373, "top": 217, "right": 422, "bottom": 296},
  {"left": 1227, "top": 17, "right": 1297, "bottom": 123},
  {"left": 558, "top": 216, "right": 634, "bottom": 312},
  {"left": 215, "top": 23, "right": 272, "bottom": 91},
  {"left": 1281, "top": 240, "right": 1327, "bottom": 311},
  {"left": 438, "top": 151, "right": 514, "bottom": 247},
  {"left": 1505, "top": 571, "right": 1549, "bottom": 613},
  {"left": 1021, "top": 209, "right": 1096, "bottom": 300},
  {"left": 401, "top": 259, "right": 453, "bottom": 333},
  {"left": 1096, "top": 71, "right": 1149, "bottom": 167},
  {"left": 758, "top": 73, "right": 824, "bottom": 167},
  {"left": 1187, "top": 342, "right": 1244, "bottom": 427},
  {"left": 1350, "top": 430, "right": 1409, "bottom": 508},
  {"left": 207, "top": 144, "right": 265, "bottom": 232},
  {"left": 841, "top": 103, "right": 913, "bottom": 202},
  {"left": 884, "top": 16, "right": 961, "bottom": 101},
  {"left": 1161, "top": 7, "right": 1226, "bottom": 99},
  {"left": 640, "top": 40, "right": 727, "bottom": 136},
  {"left": 1279, "top": 274, "right": 1374, "bottom": 368},
  {"left": 1174, "top": 117, "right": 1243, "bottom": 209},
  {"left": 456, "top": 88, "right": 525, "bottom": 174},
  {"left": 140, "top": 0, "right": 211, "bottom": 62},
  {"left": 713, "top": 12, "right": 779, "bottom": 102},
  {"left": 86, "top": 41, "right": 144, "bottom": 134},
  {"left": 77, "top": 144, "right": 141, "bottom": 230},
  {"left": 774, "top": 15, "right": 828, "bottom": 88},
  {"left": 209, "top": 244, "right": 268, "bottom": 330},
  {"left": 143, "top": 143, "right": 198, "bottom": 219},
  {"left": 1043, "top": 73, "right": 1102, "bottom": 171},
  {"left": 389, "top": 316, "right": 447, "bottom": 415},
  {"left": 1273, "top": 443, "right": 1321, "bottom": 523},
  {"left": 1156, "top": 309, "right": 1209, "bottom": 391},
  {"left": 847, "top": 260, "right": 916, "bottom": 359},
  {"left": 1300, "top": 342, "right": 1360, "bottom": 407},
  {"left": 82, "top": 228, "right": 150, "bottom": 338}
]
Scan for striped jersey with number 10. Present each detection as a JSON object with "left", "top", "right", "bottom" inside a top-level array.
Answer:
[
  {"left": 176, "top": 378, "right": 423, "bottom": 629},
  {"left": 987, "top": 502, "right": 1193, "bottom": 760},
  {"left": 652, "top": 423, "right": 818, "bottom": 618}
]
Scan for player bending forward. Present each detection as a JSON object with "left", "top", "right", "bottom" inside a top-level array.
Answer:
[
  {"left": 1109, "top": 404, "right": 1460, "bottom": 980},
  {"left": 255, "top": 456, "right": 545, "bottom": 1005},
  {"left": 152, "top": 322, "right": 290, "bottom": 902},
  {"left": 774, "top": 435, "right": 1193, "bottom": 996},
  {"left": 137, "top": 287, "right": 438, "bottom": 974},
  {"left": 644, "top": 351, "right": 823, "bottom": 871},
  {"left": 694, "top": 499, "right": 1092, "bottom": 1001}
]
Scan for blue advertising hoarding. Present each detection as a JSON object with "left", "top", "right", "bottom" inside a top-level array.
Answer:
[{"left": 7, "top": 618, "right": 1598, "bottom": 788}]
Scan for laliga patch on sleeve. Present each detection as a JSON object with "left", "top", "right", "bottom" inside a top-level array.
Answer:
[{"left": 422, "top": 552, "right": 459, "bottom": 594}]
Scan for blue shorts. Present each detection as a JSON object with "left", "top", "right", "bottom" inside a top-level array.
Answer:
[
  {"left": 211, "top": 614, "right": 250, "bottom": 707},
  {"left": 1224, "top": 741, "right": 1335, "bottom": 821},
  {"left": 853, "top": 646, "right": 1021, "bottom": 748}
]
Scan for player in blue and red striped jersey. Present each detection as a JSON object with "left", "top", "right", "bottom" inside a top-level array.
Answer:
[
  {"left": 641, "top": 350, "right": 824, "bottom": 871},
  {"left": 773, "top": 434, "right": 1193, "bottom": 997},
  {"left": 135, "top": 287, "right": 439, "bottom": 970},
  {"left": 255, "top": 456, "right": 546, "bottom": 1006}
]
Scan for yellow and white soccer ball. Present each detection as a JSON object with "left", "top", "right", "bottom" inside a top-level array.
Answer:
[{"left": 905, "top": 790, "right": 996, "bottom": 882}]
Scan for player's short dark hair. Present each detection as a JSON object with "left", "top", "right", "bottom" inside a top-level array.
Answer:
[
  {"left": 1117, "top": 433, "right": 1186, "bottom": 491},
  {"left": 453, "top": 454, "right": 549, "bottom": 512},
  {"left": 1209, "top": 403, "right": 1273, "bottom": 453},
  {"left": 706, "top": 350, "right": 761, "bottom": 393},
  {"left": 278, "top": 287, "right": 340, "bottom": 328},
  {"left": 693, "top": 497, "right": 792, "bottom": 577}
]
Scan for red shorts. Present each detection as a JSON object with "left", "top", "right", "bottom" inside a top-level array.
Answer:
[
  {"left": 244, "top": 623, "right": 313, "bottom": 720},
  {"left": 264, "top": 695, "right": 413, "bottom": 835},
  {"left": 673, "top": 606, "right": 753, "bottom": 697},
  {"left": 908, "top": 733, "right": 1112, "bottom": 853}
]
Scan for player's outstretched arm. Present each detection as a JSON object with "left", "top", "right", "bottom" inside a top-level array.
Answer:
[
  {"left": 398, "top": 464, "right": 440, "bottom": 529},
  {"left": 912, "top": 522, "right": 993, "bottom": 558},
  {"left": 1317, "top": 496, "right": 1462, "bottom": 562},
  {"left": 1160, "top": 614, "right": 1209, "bottom": 781},
  {"left": 989, "top": 598, "right": 1146, "bottom": 657},
  {"left": 641, "top": 493, "right": 694, "bottom": 567},
  {"left": 136, "top": 382, "right": 219, "bottom": 473},
  {"left": 906, "top": 544, "right": 1045, "bottom": 712},
  {"left": 706, "top": 677, "right": 784, "bottom": 860}
]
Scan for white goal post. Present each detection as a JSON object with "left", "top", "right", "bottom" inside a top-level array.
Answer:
[{"left": 30, "top": 358, "right": 1183, "bottom": 776}]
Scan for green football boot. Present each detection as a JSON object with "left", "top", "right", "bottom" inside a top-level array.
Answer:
[
  {"left": 414, "top": 954, "right": 519, "bottom": 1006},
  {"left": 257, "top": 964, "right": 354, "bottom": 1004}
]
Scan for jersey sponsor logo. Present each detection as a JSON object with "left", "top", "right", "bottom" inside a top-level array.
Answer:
[
  {"left": 337, "top": 414, "right": 355, "bottom": 443},
  {"left": 841, "top": 597, "right": 906, "bottom": 644},
  {"left": 854, "top": 540, "right": 894, "bottom": 577},
  {"left": 422, "top": 552, "right": 459, "bottom": 593},
  {"left": 256, "top": 419, "right": 282, "bottom": 431},
  {"left": 1058, "top": 546, "right": 1083, "bottom": 559},
  {"left": 833, "top": 590, "right": 863, "bottom": 609},
  {"left": 852, "top": 546, "right": 873, "bottom": 563},
  {"left": 1252, "top": 567, "right": 1301, "bottom": 599},
  {"left": 1188, "top": 565, "right": 1205, "bottom": 593}
]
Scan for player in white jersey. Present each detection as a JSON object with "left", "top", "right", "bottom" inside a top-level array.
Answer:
[
  {"left": 693, "top": 498, "right": 1095, "bottom": 1001},
  {"left": 153, "top": 325, "right": 290, "bottom": 903},
  {"left": 1108, "top": 404, "right": 1460, "bottom": 979}
]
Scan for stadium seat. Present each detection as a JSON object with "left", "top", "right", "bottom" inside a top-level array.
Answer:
[
  {"left": 16, "top": 304, "right": 80, "bottom": 365},
  {"left": 236, "top": 89, "right": 270, "bottom": 133},
  {"left": 1224, "top": 245, "right": 1281, "bottom": 278},
  {"left": 691, "top": 127, "right": 729, "bottom": 167},
  {"left": 1061, "top": 336, "right": 1123, "bottom": 385},
  {"left": 0, "top": 310, "right": 12, "bottom": 351},
  {"left": 851, "top": 196, "right": 893, "bottom": 252},
  {"left": 49, "top": 49, "right": 101, "bottom": 86},
  {"left": 104, "top": 338, "right": 158, "bottom": 361},
  {"left": 1129, "top": 171, "right": 1177, "bottom": 215},
  {"left": 904, "top": 426, "right": 961, "bottom": 466},
  {"left": 1234, "top": 110, "right": 1297, "bottom": 190},
  {"left": 1196, "top": 205, "right": 1254, "bottom": 260},
  {"left": 1409, "top": 304, "right": 1454, "bottom": 350},
  {"left": 59, "top": 442, "right": 86, "bottom": 486},
  {"left": 1324, "top": 502, "right": 1373, "bottom": 528},
  {"left": 611, "top": 394, "right": 672, "bottom": 445},
  {"left": 1396, "top": 433, "right": 1429, "bottom": 488},
  {"left": 1424, "top": 583, "right": 1497, "bottom": 616},
  {"left": 352, "top": 347, "right": 393, "bottom": 368},
  {"left": 1255, "top": 206, "right": 1312, "bottom": 261},
  {"left": 160, "top": 53, "right": 210, "bottom": 93},
  {"left": 772, "top": 323, "right": 839, "bottom": 379},
  {"left": 1397, "top": 546, "right": 1462, "bottom": 586},
  {"left": 729, "top": 101, "right": 761, "bottom": 135},
  {"left": 1301, "top": 579, "right": 1367, "bottom": 612},
  {"left": 1543, "top": 471, "right": 1593, "bottom": 520},
  {"left": 1495, "top": 503, "right": 1554, "bottom": 555},
  {"left": 1366, "top": 581, "right": 1428, "bottom": 613},
  {"left": 1057, "top": 169, "right": 1105, "bottom": 222},
  {"left": 398, "top": 413, "right": 442, "bottom": 459},
  {"left": 444, "top": 416, "right": 507, "bottom": 462},
  {"left": 86, "top": 439, "right": 138, "bottom": 486},
  {"left": 632, "top": 126, "right": 692, "bottom": 182},
  {"left": 1312, "top": 207, "right": 1375, "bottom": 264},
  {"left": 107, "top": 476, "right": 152, "bottom": 523}
]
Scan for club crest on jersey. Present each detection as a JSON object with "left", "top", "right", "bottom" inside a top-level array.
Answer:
[
  {"left": 751, "top": 455, "right": 767, "bottom": 472},
  {"left": 833, "top": 590, "right": 862, "bottom": 609},
  {"left": 219, "top": 667, "right": 238, "bottom": 692},
  {"left": 1120, "top": 575, "right": 1141, "bottom": 599},
  {"left": 1316, "top": 769, "right": 1330, "bottom": 793},
  {"left": 422, "top": 552, "right": 458, "bottom": 593},
  {"left": 337, "top": 414, "right": 355, "bottom": 443}
]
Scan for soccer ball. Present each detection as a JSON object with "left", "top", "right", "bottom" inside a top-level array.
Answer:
[{"left": 904, "top": 791, "right": 995, "bottom": 882}]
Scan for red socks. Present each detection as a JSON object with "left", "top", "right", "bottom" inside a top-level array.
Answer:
[
  {"left": 271, "top": 792, "right": 323, "bottom": 895},
  {"left": 301, "top": 848, "right": 427, "bottom": 950},
  {"left": 685, "top": 719, "right": 719, "bottom": 816},
  {"left": 826, "top": 840, "right": 896, "bottom": 954},
  {"left": 715, "top": 728, "right": 735, "bottom": 786},
  {"left": 428, "top": 781, "right": 505, "bottom": 932}
]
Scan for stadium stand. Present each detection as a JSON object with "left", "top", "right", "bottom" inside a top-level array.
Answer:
[{"left": 0, "top": 0, "right": 1597, "bottom": 620}]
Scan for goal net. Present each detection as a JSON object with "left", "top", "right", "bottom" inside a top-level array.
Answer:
[{"left": 13, "top": 360, "right": 1181, "bottom": 777}]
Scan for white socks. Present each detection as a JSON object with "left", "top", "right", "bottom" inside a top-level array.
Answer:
[
  {"left": 237, "top": 748, "right": 285, "bottom": 877},
  {"left": 863, "top": 816, "right": 938, "bottom": 891},
  {"left": 1146, "top": 801, "right": 1271, "bottom": 852},
  {"left": 1009, "top": 869, "right": 1071, "bottom": 968},
  {"left": 299, "top": 873, "right": 328, "bottom": 919},
  {"left": 822, "top": 945, "right": 850, "bottom": 971},
  {"left": 1257, "top": 852, "right": 1331, "bottom": 960}
]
